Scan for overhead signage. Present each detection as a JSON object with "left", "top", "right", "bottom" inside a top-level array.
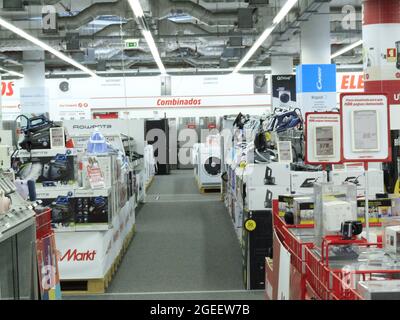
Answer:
[{"left": 296, "top": 64, "right": 337, "bottom": 113}]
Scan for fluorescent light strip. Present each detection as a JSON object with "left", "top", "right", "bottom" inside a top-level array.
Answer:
[
  {"left": 0, "top": 17, "right": 97, "bottom": 77},
  {"left": 0, "top": 67, "right": 24, "bottom": 78},
  {"left": 273, "top": 0, "right": 298, "bottom": 25},
  {"left": 128, "top": 0, "right": 167, "bottom": 75},
  {"left": 331, "top": 40, "right": 363, "bottom": 59},
  {"left": 233, "top": 0, "right": 299, "bottom": 73},
  {"left": 128, "top": 0, "right": 144, "bottom": 17}
]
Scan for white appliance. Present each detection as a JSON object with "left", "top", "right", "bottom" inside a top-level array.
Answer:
[
  {"left": 198, "top": 144, "right": 221, "bottom": 186},
  {"left": 192, "top": 143, "right": 200, "bottom": 177}
]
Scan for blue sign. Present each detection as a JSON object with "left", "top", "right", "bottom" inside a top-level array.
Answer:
[{"left": 296, "top": 64, "right": 337, "bottom": 93}]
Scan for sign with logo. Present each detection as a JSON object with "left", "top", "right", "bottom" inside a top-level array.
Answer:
[
  {"left": 296, "top": 64, "right": 337, "bottom": 113},
  {"left": 55, "top": 230, "right": 113, "bottom": 279},
  {"left": 124, "top": 39, "right": 140, "bottom": 49},
  {"left": 271, "top": 75, "right": 296, "bottom": 110}
]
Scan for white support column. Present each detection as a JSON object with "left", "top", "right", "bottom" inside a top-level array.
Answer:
[
  {"left": 23, "top": 50, "right": 45, "bottom": 87},
  {"left": 271, "top": 56, "right": 293, "bottom": 75},
  {"left": 21, "top": 50, "right": 49, "bottom": 117},
  {"left": 300, "top": 3, "right": 331, "bottom": 64}
]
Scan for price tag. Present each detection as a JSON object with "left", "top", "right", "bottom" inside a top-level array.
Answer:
[{"left": 244, "top": 219, "right": 257, "bottom": 232}]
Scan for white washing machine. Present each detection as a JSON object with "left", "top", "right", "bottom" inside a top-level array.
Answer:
[{"left": 198, "top": 144, "right": 221, "bottom": 186}]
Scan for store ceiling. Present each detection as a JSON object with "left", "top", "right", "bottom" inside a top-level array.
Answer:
[{"left": 0, "top": 0, "right": 362, "bottom": 77}]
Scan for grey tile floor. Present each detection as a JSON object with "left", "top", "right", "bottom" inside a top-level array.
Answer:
[{"left": 67, "top": 170, "right": 264, "bottom": 300}]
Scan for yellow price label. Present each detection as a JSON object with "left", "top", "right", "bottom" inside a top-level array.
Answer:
[
  {"left": 244, "top": 219, "right": 257, "bottom": 232},
  {"left": 265, "top": 132, "right": 272, "bottom": 141}
]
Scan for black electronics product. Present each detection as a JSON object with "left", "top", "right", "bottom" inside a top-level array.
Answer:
[
  {"left": 27, "top": 180, "right": 36, "bottom": 201},
  {"left": 341, "top": 221, "right": 363, "bottom": 240},
  {"left": 396, "top": 41, "right": 400, "bottom": 70},
  {"left": 263, "top": 166, "right": 276, "bottom": 185},
  {"left": 145, "top": 119, "right": 170, "bottom": 175},
  {"left": 284, "top": 211, "right": 295, "bottom": 225},
  {"left": 18, "top": 115, "right": 62, "bottom": 152},
  {"left": 243, "top": 210, "right": 273, "bottom": 290},
  {"left": 51, "top": 196, "right": 74, "bottom": 226},
  {"left": 267, "top": 110, "right": 302, "bottom": 133},
  {"left": 233, "top": 113, "right": 248, "bottom": 130},
  {"left": 264, "top": 189, "right": 273, "bottom": 208},
  {"left": 300, "top": 178, "right": 318, "bottom": 188}
]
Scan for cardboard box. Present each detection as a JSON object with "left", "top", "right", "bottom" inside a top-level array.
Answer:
[
  {"left": 245, "top": 163, "right": 291, "bottom": 188},
  {"left": 246, "top": 185, "right": 290, "bottom": 211},
  {"left": 357, "top": 198, "right": 392, "bottom": 223},
  {"left": 36, "top": 186, "right": 76, "bottom": 231},
  {"left": 330, "top": 169, "right": 384, "bottom": 197},
  {"left": 73, "top": 188, "right": 113, "bottom": 231},
  {"left": 290, "top": 171, "right": 327, "bottom": 195},
  {"left": 293, "top": 196, "right": 314, "bottom": 225},
  {"left": 14, "top": 150, "right": 77, "bottom": 184}
]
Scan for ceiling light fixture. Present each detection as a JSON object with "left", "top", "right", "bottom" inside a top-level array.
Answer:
[
  {"left": 331, "top": 40, "right": 363, "bottom": 60},
  {"left": 0, "top": 67, "right": 24, "bottom": 78},
  {"left": 233, "top": 0, "right": 299, "bottom": 73},
  {"left": 128, "top": 0, "right": 167, "bottom": 75},
  {"left": 0, "top": 17, "right": 97, "bottom": 77}
]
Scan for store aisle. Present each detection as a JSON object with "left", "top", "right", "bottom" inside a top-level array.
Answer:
[{"left": 71, "top": 171, "right": 264, "bottom": 300}]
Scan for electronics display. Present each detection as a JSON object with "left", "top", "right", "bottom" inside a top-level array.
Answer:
[{"left": 351, "top": 110, "right": 380, "bottom": 152}]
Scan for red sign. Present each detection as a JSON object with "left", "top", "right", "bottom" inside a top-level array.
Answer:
[
  {"left": 1, "top": 81, "right": 14, "bottom": 97},
  {"left": 340, "top": 74, "right": 364, "bottom": 91}
]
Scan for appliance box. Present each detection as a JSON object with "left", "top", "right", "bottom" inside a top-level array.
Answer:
[
  {"left": 36, "top": 187, "right": 75, "bottom": 231},
  {"left": 246, "top": 186, "right": 290, "bottom": 211},
  {"left": 14, "top": 150, "right": 77, "bottom": 184},
  {"left": 330, "top": 169, "right": 384, "bottom": 197},
  {"left": 357, "top": 198, "right": 392, "bottom": 223},
  {"left": 293, "top": 197, "right": 314, "bottom": 225},
  {"left": 73, "top": 188, "right": 113, "bottom": 231},
  {"left": 290, "top": 171, "right": 327, "bottom": 195},
  {"left": 245, "top": 163, "right": 291, "bottom": 188}
]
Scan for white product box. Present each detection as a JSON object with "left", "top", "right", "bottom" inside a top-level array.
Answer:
[
  {"left": 323, "top": 200, "right": 354, "bottom": 233},
  {"left": 330, "top": 169, "right": 384, "bottom": 197},
  {"left": 385, "top": 226, "right": 400, "bottom": 255},
  {"left": 244, "top": 163, "right": 291, "bottom": 188},
  {"left": 290, "top": 171, "right": 327, "bottom": 195},
  {"left": 246, "top": 185, "right": 290, "bottom": 211}
]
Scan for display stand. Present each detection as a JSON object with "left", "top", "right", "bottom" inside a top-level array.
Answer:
[{"left": 340, "top": 93, "right": 392, "bottom": 240}]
